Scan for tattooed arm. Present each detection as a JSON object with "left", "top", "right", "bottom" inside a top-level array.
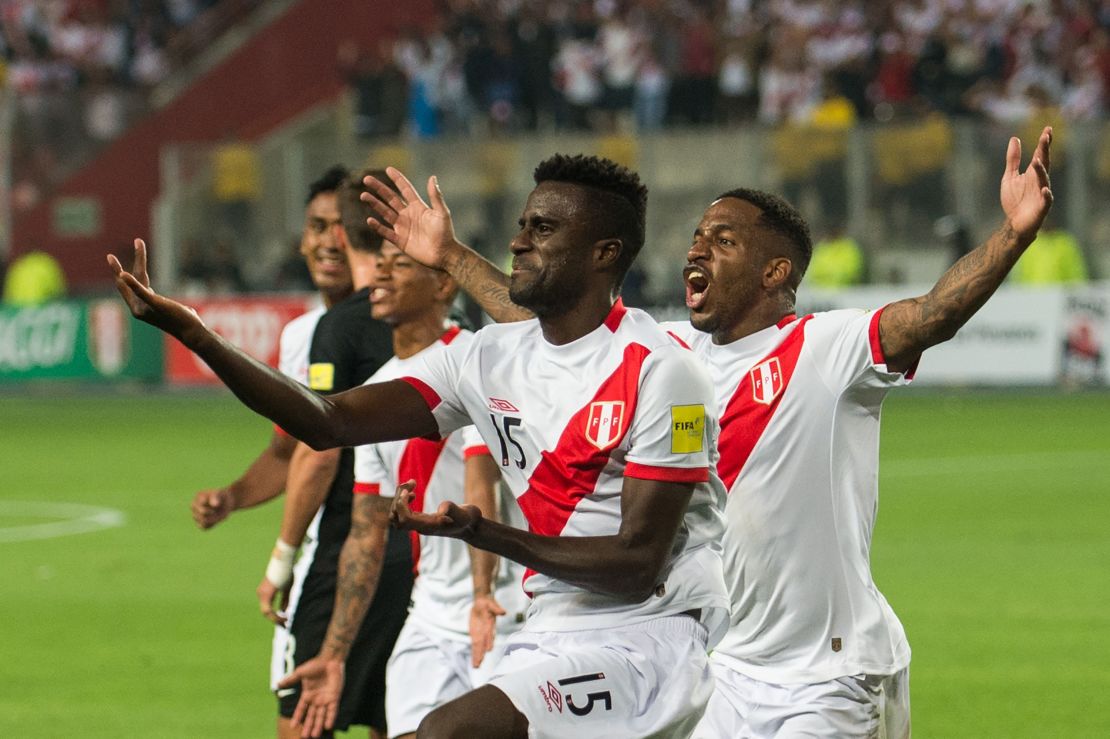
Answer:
[
  {"left": 361, "top": 167, "right": 534, "bottom": 323},
  {"left": 321, "top": 493, "right": 392, "bottom": 659},
  {"left": 276, "top": 492, "right": 391, "bottom": 738},
  {"left": 879, "top": 127, "right": 1054, "bottom": 373}
]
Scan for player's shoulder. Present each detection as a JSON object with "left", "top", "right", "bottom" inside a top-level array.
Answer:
[
  {"left": 618, "top": 307, "right": 701, "bottom": 355},
  {"left": 803, "top": 307, "right": 877, "bottom": 337},
  {"left": 280, "top": 303, "right": 326, "bottom": 340}
]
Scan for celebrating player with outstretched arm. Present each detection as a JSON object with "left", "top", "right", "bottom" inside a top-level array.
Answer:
[
  {"left": 364, "top": 127, "right": 1055, "bottom": 739},
  {"left": 109, "top": 154, "right": 728, "bottom": 739}
]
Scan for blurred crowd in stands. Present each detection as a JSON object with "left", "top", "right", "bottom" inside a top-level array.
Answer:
[
  {"left": 0, "top": 0, "right": 261, "bottom": 211},
  {"left": 341, "top": 0, "right": 1110, "bottom": 139}
]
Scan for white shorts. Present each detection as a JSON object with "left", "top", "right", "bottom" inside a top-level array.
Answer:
[
  {"left": 692, "top": 660, "right": 911, "bottom": 739},
  {"left": 489, "top": 615, "right": 713, "bottom": 739},
  {"left": 385, "top": 617, "right": 507, "bottom": 737}
]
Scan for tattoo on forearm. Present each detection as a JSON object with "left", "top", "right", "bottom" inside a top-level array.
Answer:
[
  {"left": 321, "top": 497, "right": 391, "bottom": 657},
  {"left": 883, "top": 223, "right": 1024, "bottom": 365}
]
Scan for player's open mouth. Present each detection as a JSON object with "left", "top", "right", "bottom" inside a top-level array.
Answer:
[
  {"left": 370, "top": 287, "right": 390, "bottom": 304},
  {"left": 684, "top": 267, "right": 710, "bottom": 310}
]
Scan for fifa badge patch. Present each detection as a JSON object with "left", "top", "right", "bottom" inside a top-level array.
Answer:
[
  {"left": 670, "top": 404, "right": 705, "bottom": 454},
  {"left": 308, "top": 363, "right": 335, "bottom": 391},
  {"left": 831, "top": 637, "right": 842, "bottom": 652}
]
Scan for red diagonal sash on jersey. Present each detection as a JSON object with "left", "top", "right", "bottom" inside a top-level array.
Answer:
[
  {"left": 397, "top": 436, "right": 449, "bottom": 574},
  {"left": 516, "top": 343, "right": 651, "bottom": 586},
  {"left": 717, "top": 315, "right": 813, "bottom": 490}
]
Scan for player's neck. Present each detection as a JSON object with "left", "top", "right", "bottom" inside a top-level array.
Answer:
[
  {"left": 537, "top": 290, "right": 616, "bottom": 346},
  {"left": 714, "top": 298, "right": 794, "bottom": 345},
  {"left": 392, "top": 310, "right": 449, "bottom": 359}
]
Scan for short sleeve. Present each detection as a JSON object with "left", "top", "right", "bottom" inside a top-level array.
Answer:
[
  {"left": 460, "top": 425, "right": 491, "bottom": 459},
  {"left": 277, "top": 322, "right": 299, "bottom": 381},
  {"left": 623, "top": 346, "right": 714, "bottom": 483},
  {"left": 807, "top": 308, "right": 916, "bottom": 392},
  {"left": 397, "top": 335, "right": 474, "bottom": 438},
  {"left": 353, "top": 443, "right": 389, "bottom": 497}
]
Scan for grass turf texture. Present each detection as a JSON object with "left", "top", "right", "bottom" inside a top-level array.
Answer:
[{"left": 2, "top": 389, "right": 1108, "bottom": 737}]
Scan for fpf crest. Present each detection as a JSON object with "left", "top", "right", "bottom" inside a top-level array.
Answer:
[
  {"left": 750, "top": 357, "right": 784, "bottom": 405},
  {"left": 585, "top": 401, "right": 626, "bottom": 450}
]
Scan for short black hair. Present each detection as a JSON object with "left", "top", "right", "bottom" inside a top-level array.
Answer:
[
  {"left": 533, "top": 154, "right": 648, "bottom": 288},
  {"left": 337, "top": 169, "right": 400, "bottom": 253},
  {"left": 715, "top": 188, "right": 813, "bottom": 284},
  {"left": 306, "top": 165, "right": 350, "bottom": 205}
]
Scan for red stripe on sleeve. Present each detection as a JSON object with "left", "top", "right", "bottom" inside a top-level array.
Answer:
[
  {"left": 353, "top": 482, "right": 381, "bottom": 496},
  {"left": 625, "top": 462, "right": 709, "bottom": 483},
  {"left": 273, "top": 424, "right": 289, "bottom": 437},
  {"left": 667, "top": 331, "right": 691, "bottom": 349},
  {"left": 399, "top": 376, "right": 442, "bottom": 410},
  {"left": 870, "top": 306, "right": 919, "bottom": 378},
  {"left": 868, "top": 308, "right": 886, "bottom": 365},
  {"left": 463, "top": 445, "right": 492, "bottom": 459}
]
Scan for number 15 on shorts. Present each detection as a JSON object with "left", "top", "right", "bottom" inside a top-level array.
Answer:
[{"left": 538, "top": 672, "right": 613, "bottom": 716}]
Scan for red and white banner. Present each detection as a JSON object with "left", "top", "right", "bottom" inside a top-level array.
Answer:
[{"left": 165, "top": 295, "right": 316, "bottom": 385}]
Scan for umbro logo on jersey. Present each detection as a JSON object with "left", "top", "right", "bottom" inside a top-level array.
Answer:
[
  {"left": 488, "top": 397, "right": 520, "bottom": 413},
  {"left": 538, "top": 681, "right": 563, "bottom": 713},
  {"left": 750, "top": 357, "right": 784, "bottom": 405},
  {"left": 585, "top": 401, "right": 626, "bottom": 450}
]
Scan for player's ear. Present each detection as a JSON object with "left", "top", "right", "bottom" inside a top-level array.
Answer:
[
  {"left": 763, "top": 257, "right": 793, "bottom": 290},
  {"left": 594, "top": 237, "right": 623, "bottom": 273}
]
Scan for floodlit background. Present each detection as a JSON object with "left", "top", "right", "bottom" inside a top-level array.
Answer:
[{"left": 2, "top": 1, "right": 1109, "bottom": 736}]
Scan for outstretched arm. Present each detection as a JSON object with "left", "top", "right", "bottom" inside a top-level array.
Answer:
[
  {"left": 879, "top": 126, "right": 1054, "bottom": 373},
  {"left": 393, "top": 475, "right": 692, "bottom": 601},
  {"left": 108, "top": 240, "right": 437, "bottom": 447},
  {"left": 361, "top": 168, "right": 534, "bottom": 323}
]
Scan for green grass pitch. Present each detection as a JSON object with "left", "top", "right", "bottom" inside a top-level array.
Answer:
[{"left": 2, "top": 388, "right": 1109, "bottom": 737}]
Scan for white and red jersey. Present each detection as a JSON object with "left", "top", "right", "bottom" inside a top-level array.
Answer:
[
  {"left": 399, "top": 299, "right": 729, "bottom": 642},
  {"left": 277, "top": 304, "right": 326, "bottom": 384},
  {"left": 353, "top": 327, "right": 529, "bottom": 640},
  {"left": 664, "top": 309, "right": 914, "bottom": 684}
]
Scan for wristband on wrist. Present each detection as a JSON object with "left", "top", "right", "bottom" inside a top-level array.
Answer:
[{"left": 264, "top": 538, "right": 297, "bottom": 588}]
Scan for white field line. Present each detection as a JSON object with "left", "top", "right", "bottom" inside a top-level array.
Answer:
[
  {"left": 0, "top": 501, "right": 127, "bottom": 543},
  {"left": 882, "top": 449, "right": 1110, "bottom": 478}
]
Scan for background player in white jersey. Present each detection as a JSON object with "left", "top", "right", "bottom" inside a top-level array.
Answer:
[
  {"left": 107, "top": 153, "right": 728, "bottom": 739},
  {"left": 280, "top": 239, "right": 528, "bottom": 738},
  {"left": 189, "top": 165, "right": 352, "bottom": 530},
  {"left": 349, "top": 129, "right": 1055, "bottom": 738}
]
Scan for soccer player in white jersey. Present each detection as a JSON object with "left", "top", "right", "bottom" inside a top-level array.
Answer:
[
  {"left": 108, "top": 153, "right": 728, "bottom": 739},
  {"left": 356, "top": 128, "right": 1056, "bottom": 738},
  {"left": 281, "top": 239, "right": 528, "bottom": 738}
]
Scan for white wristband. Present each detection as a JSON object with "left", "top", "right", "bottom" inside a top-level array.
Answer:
[{"left": 265, "top": 538, "right": 297, "bottom": 588}]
